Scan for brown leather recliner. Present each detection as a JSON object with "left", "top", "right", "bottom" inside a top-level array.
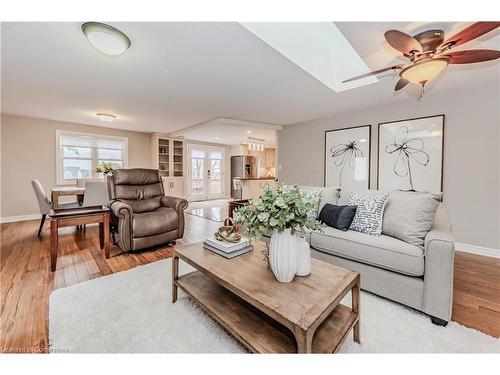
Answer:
[{"left": 107, "top": 168, "right": 188, "bottom": 252}]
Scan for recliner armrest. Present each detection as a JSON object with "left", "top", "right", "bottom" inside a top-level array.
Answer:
[
  {"left": 161, "top": 196, "right": 188, "bottom": 239},
  {"left": 107, "top": 200, "right": 133, "bottom": 251},
  {"left": 108, "top": 200, "right": 133, "bottom": 219},
  {"left": 161, "top": 196, "right": 188, "bottom": 213}
]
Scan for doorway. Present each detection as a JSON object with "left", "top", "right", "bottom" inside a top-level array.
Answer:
[{"left": 187, "top": 144, "right": 225, "bottom": 201}]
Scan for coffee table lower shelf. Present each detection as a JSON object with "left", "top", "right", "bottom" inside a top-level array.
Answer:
[{"left": 175, "top": 271, "right": 358, "bottom": 353}]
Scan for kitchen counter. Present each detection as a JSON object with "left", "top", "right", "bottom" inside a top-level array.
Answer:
[
  {"left": 233, "top": 177, "right": 278, "bottom": 199},
  {"left": 233, "top": 177, "right": 277, "bottom": 181}
]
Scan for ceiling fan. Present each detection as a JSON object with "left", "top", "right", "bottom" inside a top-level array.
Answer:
[{"left": 343, "top": 22, "right": 500, "bottom": 94}]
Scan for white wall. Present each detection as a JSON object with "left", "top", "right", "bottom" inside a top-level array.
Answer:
[
  {"left": 278, "top": 83, "right": 500, "bottom": 250},
  {"left": 0, "top": 114, "right": 152, "bottom": 219}
]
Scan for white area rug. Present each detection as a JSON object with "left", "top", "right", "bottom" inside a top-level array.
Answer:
[{"left": 49, "top": 259, "right": 500, "bottom": 353}]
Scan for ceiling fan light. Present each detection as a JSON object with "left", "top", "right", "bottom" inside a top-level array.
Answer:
[
  {"left": 400, "top": 58, "right": 449, "bottom": 85},
  {"left": 82, "top": 22, "right": 131, "bottom": 56}
]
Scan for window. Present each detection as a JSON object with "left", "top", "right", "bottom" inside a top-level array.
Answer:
[{"left": 56, "top": 130, "right": 128, "bottom": 184}]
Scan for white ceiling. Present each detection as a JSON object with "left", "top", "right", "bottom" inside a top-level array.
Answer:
[
  {"left": 1, "top": 22, "right": 499, "bottom": 135},
  {"left": 171, "top": 118, "right": 280, "bottom": 147}
]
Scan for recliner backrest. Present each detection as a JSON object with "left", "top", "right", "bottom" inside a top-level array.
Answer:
[{"left": 108, "top": 169, "right": 164, "bottom": 213}]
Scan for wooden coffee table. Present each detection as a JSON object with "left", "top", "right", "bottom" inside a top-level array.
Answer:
[{"left": 172, "top": 242, "right": 360, "bottom": 353}]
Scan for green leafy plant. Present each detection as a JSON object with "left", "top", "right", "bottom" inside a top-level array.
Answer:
[
  {"left": 233, "top": 185, "right": 325, "bottom": 240},
  {"left": 95, "top": 162, "right": 114, "bottom": 176}
]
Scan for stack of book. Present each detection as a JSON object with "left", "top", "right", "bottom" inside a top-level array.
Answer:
[{"left": 203, "top": 237, "right": 253, "bottom": 258}]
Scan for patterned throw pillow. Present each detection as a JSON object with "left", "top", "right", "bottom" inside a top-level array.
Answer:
[{"left": 348, "top": 192, "right": 389, "bottom": 236}]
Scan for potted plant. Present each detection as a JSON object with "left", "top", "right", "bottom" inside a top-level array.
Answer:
[
  {"left": 234, "top": 185, "right": 324, "bottom": 283},
  {"left": 95, "top": 162, "right": 114, "bottom": 177}
]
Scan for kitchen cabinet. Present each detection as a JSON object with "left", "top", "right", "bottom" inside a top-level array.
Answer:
[{"left": 265, "top": 148, "right": 276, "bottom": 168}]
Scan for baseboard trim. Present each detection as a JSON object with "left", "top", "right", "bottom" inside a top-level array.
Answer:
[
  {"left": 456, "top": 243, "right": 500, "bottom": 259},
  {"left": 0, "top": 213, "right": 41, "bottom": 223}
]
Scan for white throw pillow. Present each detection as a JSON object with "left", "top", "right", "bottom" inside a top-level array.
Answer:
[
  {"left": 348, "top": 192, "right": 389, "bottom": 236},
  {"left": 382, "top": 191, "right": 441, "bottom": 247}
]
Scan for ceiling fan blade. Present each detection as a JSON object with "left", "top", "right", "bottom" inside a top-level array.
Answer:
[
  {"left": 443, "top": 49, "right": 500, "bottom": 64},
  {"left": 395, "top": 78, "right": 409, "bottom": 91},
  {"left": 384, "top": 30, "right": 422, "bottom": 55},
  {"left": 342, "top": 64, "right": 404, "bottom": 83},
  {"left": 443, "top": 22, "right": 500, "bottom": 49}
]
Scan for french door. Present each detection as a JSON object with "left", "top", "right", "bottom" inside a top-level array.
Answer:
[{"left": 187, "top": 145, "right": 225, "bottom": 201}]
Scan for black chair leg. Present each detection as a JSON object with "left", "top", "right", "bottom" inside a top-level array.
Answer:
[
  {"left": 38, "top": 214, "right": 46, "bottom": 237},
  {"left": 430, "top": 316, "right": 448, "bottom": 327}
]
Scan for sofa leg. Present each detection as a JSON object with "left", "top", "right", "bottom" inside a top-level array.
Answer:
[{"left": 430, "top": 316, "right": 448, "bottom": 327}]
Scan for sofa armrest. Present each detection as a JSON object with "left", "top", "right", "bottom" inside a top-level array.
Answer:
[
  {"left": 422, "top": 204, "right": 455, "bottom": 322},
  {"left": 161, "top": 196, "right": 188, "bottom": 238},
  {"left": 108, "top": 200, "right": 133, "bottom": 251}
]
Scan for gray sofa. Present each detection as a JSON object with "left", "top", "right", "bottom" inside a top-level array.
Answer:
[{"left": 303, "top": 186, "right": 455, "bottom": 326}]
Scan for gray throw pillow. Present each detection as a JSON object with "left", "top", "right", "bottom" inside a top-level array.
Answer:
[
  {"left": 382, "top": 191, "right": 441, "bottom": 247},
  {"left": 348, "top": 192, "right": 389, "bottom": 236}
]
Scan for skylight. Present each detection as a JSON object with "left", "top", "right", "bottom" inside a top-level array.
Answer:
[{"left": 240, "top": 22, "right": 377, "bottom": 92}]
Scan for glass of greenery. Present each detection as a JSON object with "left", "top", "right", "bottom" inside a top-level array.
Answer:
[{"left": 233, "top": 184, "right": 324, "bottom": 240}]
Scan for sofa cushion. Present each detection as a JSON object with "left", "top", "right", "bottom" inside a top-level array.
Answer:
[
  {"left": 311, "top": 226, "right": 424, "bottom": 276},
  {"left": 132, "top": 207, "right": 178, "bottom": 238},
  {"left": 382, "top": 191, "right": 441, "bottom": 247}
]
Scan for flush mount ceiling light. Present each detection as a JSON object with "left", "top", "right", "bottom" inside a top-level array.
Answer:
[
  {"left": 82, "top": 22, "right": 131, "bottom": 56},
  {"left": 96, "top": 113, "right": 116, "bottom": 123}
]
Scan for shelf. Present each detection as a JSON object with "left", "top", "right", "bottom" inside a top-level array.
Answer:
[
  {"left": 175, "top": 271, "right": 357, "bottom": 353},
  {"left": 154, "top": 138, "right": 184, "bottom": 182}
]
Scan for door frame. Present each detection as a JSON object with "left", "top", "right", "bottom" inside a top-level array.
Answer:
[{"left": 187, "top": 144, "right": 226, "bottom": 201}]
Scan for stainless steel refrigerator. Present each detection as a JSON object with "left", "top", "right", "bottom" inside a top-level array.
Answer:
[{"left": 230, "top": 155, "right": 258, "bottom": 199}]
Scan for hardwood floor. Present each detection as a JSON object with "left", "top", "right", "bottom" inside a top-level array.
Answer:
[
  {"left": 452, "top": 251, "right": 500, "bottom": 336},
  {"left": 0, "top": 214, "right": 221, "bottom": 353},
  {"left": 1, "top": 215, "right": 499, "bottom": 353}
]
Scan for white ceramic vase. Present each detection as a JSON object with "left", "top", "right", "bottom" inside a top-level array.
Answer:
[
  {"left": 269, "top": 228, "right": 298, "bottom": 283},
  {"left": 296, "top": 234, "right": 311, "bottom": 277}
]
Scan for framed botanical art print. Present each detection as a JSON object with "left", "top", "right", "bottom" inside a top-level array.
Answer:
[
  {"left": 324, "top": 125, "right": 371, "bottom": 189},
  {"left": 377, "top": 114, "right": 444, "bottom": 192}
]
